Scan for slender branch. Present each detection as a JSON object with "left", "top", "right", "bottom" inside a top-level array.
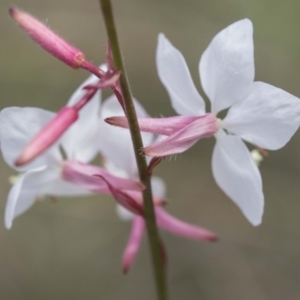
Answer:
[{"left": 99, "top": 1, "right": 168, "bottom": 299}]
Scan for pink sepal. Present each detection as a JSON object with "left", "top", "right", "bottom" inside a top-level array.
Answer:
[
  {"left": 122, "top": 216, "right": 145, "bottom": 273},
  {"left": 155, "top": 207, "right": 217, "bottom": 242},
  {"left": 144, "top": 114, "right": 218, "bottom": 156},
  {"left": 15, "top": 107, "right": 78, "bottom": 166},
  {"left": 9, "top": 8, "right": 85, "bottom": 69},
  {"left": 62, "top": 161, "right": 145, "bottom": 194},
  {"left": 83, "top": 69, "right": 121, "bottom": 90},
  {"left": 97, "top": 175, "right": 143, "bottom": 215},
  {"left": 147, "top": 156, "right": 166, "bottom": 175},
  {"left": 105, "top": 115, "right": 201, "bottom": 136}
]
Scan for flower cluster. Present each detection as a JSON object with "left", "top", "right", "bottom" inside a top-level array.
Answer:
[{"left": 2, "top": 8, "right": 300, "bottom": 273}]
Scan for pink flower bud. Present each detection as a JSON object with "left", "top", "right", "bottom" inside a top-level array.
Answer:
[
  {"left": 155, "top": 207, "right": 218, "bottom": 242},
  {"left": 9, "top": 7, "right": 85, "bottom": 69},
  {"left": 15, "top": 107, "right": 78, "bottom": 166},
  {"left": 122, "top": 216, "right": 145, "bottom": 273}
]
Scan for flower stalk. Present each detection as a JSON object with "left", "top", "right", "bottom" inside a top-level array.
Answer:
[{"left": 99, "top": 1, "right": 168, "bottom": 299}]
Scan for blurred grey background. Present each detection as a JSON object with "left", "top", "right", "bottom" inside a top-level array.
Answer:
[{"left": 1, "top": 0, "right": 300, "bottom": 299}]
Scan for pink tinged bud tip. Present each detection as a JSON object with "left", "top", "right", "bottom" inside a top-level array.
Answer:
[
  {"left": 15, "top": 107, "right": 78, "bottom": 167},
  {"left": 122, "top": 216, "right": 145, "bottom": 274},
  {"left": 9, "top": 7, "right": 86, "bottom": 69}
]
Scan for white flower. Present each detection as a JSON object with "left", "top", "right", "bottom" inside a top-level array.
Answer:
[
  {"left": 0, "top": 74, "right": 101, "bottom": 229},
  {"left": 107, "top": 19, "right": 300, "bottom": 226},
  {"left": 154, "top": 19, "right": 300, "bottom": 225}
]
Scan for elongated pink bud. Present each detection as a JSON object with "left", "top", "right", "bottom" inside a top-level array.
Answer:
[
  {"left": 9, "top": 7, "right": 85, "bottom": 69},
  {"left": 155, "top": 207, "right": 218, "bottom": 242},
  {"left": 15, "top": 107, "right": 78, "bottom": 166},
  {"left": 122, "top": 216, "right": 145, "bottom": 273}
]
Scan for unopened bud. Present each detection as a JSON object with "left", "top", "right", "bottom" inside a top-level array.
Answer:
[
  {"left": 15, "top": 107, "right": 78, "bottom": 166},
  {"left": 9, "top": 7, "right": 85, "bottom": 69}
]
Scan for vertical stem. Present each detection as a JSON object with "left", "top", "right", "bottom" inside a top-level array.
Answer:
[{"left": 99, "top": 1, "right": 168, "bottom": 300}]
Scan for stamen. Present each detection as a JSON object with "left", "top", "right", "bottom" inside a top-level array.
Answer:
[
  {"left": 216, "top": 118, "right": 223, "bottom": 129},
  {"left": 251, "top": 149, "right": 264, "bottom": 166}
]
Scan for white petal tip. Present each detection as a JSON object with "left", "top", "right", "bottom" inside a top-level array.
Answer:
[
  {"left": 250, "top": 217, "right": 262, "bottom": 227},
  {"left": 236, "top": 18, "right": 253, "bottom": 32},
  {"left": 232, "top": 18, "right": 252, "bottom": 27},
  {"left": 158, "top": 33, "right": 172, "bottom": 50},
  {"left": 243, "top": 18, "right": 252, "bottom": 25},
  {"left": 5, "top": 207, "right": 13, "bottom": 230},
  {"left": 244, "top": 204, "right": 264, "bottom": 226},
  {"left": 158, "top": 33, "right": 166, "bottom": 40},
  {"left": 5, "top": 219, "right": 12, "bottom": 230},
  {"left": 246, "top": 209, "right": 263, "bottom": 226}
]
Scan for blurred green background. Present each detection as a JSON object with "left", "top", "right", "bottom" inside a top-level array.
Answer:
[{"left": 1, "top": 0, "right": 300, "bottom": 299}]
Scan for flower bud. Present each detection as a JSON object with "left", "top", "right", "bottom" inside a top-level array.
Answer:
[
  {"left": 15, "top": 107, "right": 78, "bottom": 166},
  {"left": 9, "top": 7, "right": 85, "bottom": 68}
]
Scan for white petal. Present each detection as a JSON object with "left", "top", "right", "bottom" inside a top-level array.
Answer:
[
  {"left": 5, "top": 166, "right": 47, "bottom": 229},
  {"left": 62, "top": 73, "right": 101, "bottom": 162},
  {"left": 116, "top": 204, "right": 134, "bottom": 221},
  {"left": 0, "top": 107, "right": 61, "bottom": 171},
  {"left": 151, "top": 176, "right": 166, "bottom": 198},
  {"left": 65, "top": 64, "right": 105, "bottom": 108},
  {"left": 212, "top": 131, "right": 264, "bottom": 226},
  {"left": 4, "top": 165, "right": 91, "bottom": 229},
  {"left": 41, "top": 170, "right": 92, "bottom": 196},
  {"left": 223, "top": 82, "right": 300, "bottom": 150},
  {"left": 99, "top": 95, "right": 153, "bottom": 177},
  {"left": 156, "top": 34, "right": 206, "bottom": 116},
  {"left": 199, "top": 19, "right": 254, "bottom": 114},
  {"left": 103, "top": 159, "right": 129, "bottom": 178}
]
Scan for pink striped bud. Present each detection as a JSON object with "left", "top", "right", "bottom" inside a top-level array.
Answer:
[
  {"left": 15, "top": 107, "right": 78, "bottom": 166},
  {"left": 9, "top": 7, "right": 85, "bottom": 69}
]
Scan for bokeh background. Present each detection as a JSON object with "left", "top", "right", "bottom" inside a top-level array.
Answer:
[{"left": 1, "top": 0, "right": 300, "bottom": 299}]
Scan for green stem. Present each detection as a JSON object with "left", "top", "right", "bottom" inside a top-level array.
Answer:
[{"left": 99, "top": 1, "right": 168, "bottom": 299}]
